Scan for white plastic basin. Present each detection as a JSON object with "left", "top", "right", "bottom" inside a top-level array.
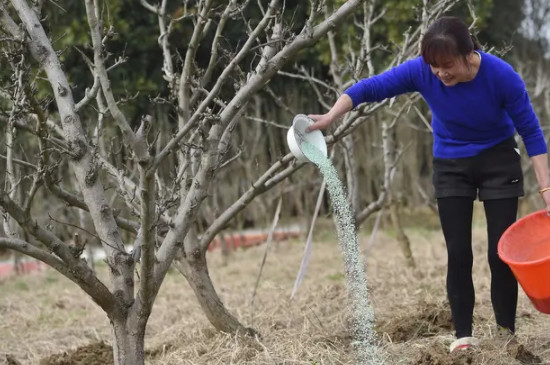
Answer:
[{"left": 286, "top": 114, "right": 327, "bottom": 163}]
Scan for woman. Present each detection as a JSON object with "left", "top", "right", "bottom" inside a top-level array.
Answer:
[{"left": 306, "top": 16, "right": 550, "bottom": 352}]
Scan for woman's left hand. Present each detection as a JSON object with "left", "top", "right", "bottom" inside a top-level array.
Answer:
[{"left": 541, "top": 190, "right": 550, "bottom": 216}]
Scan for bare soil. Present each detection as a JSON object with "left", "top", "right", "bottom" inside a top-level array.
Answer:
[
  {"left": 2, "top": 208, "right": 550, "bottom": 364},
  {"left": 38, "top": 342, "right": 112, "bottom": 365}
]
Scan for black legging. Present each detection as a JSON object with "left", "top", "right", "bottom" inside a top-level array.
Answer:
[{"left": 437, "top": 197, "right": 518, "bottom": 338}]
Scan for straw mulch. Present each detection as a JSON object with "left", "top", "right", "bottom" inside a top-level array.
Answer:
[{"left": 2, "top": 211, "right": 550, "bottom": 365}]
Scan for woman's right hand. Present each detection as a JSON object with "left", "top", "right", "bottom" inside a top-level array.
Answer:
[{"left": 306, "top": 114, "right": 333, "bottom": 132}]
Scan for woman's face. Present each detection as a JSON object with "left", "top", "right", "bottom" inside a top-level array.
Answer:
[{"left": 429, "top": 54, "right": 474, "bottom": 86}]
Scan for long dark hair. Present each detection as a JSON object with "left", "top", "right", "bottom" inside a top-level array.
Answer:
[{"left": 421, "top": 16, "right": 481, "bottom": 66}]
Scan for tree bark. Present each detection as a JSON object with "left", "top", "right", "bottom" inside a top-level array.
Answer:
[
  {"left": 174, "top": 251, "right": 255, "bottom": 335},
  {"left": 388, "top": 198, "right": 416, "bottom": 268},
  {"left": 111, "top": 316, "right": 146, "bottom": 365},
  {"left": 342, "top": 135, "right": 360, "bottom": 216}
]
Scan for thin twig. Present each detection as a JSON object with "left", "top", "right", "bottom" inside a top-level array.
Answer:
[
  {"left": 0, "top": 154, "right": 37, "bottom": 170},
  {"left": 249, "top": 193, "right": 283, "bottom": 306},
  {"left": 290, "top": 178, "right": 326, "bottom": 300}
]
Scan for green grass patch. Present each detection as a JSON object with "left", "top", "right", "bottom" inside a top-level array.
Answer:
[
  {"left": 326, "top": 272, "right": 345, "bottom": 281},
  {"left": 12, "top": 279, "right": 30, "bottom": 291}
]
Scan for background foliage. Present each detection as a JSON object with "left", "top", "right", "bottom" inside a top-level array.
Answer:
[{"left": 1, "top": 0, "right": 549, "bottom": 233}]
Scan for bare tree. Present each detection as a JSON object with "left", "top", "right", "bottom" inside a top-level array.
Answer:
[
  {"left": 0, "top": 0, "right": 486, "bottom": 362},
  {"left": 0, "top": 1, "right": 362, "bottom": 364}
]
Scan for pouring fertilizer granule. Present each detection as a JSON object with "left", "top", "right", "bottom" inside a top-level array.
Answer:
[{"left": 287, "top": 114, "right": 383, "bottom": 364}]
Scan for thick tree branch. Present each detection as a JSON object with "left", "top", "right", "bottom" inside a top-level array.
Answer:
[
  {"left": 154, "top": 124, "right": 223, "bottom": 288},
  {"left": 0, "top": 237, "right": 63, "bottom": 270},
  {"left": 178, "top": 0, "right": 215, "bottom": 126},
  {"left": 0, "top": 190, "right": 116, "bottom": 313},
  {"left": 11, "top": 0, "right": 134, "bottom": 306},
  {"left": 199, "top": 154, "right": 298, "bottom": 249},
  {"left": 3, "top": 52, "right": 25, "bottom": 243},
  {"left": 98, "top": 153, "right": 141, "bottom": 214},
  {"left": 0, "top": 3, "right": 24, "bottom": 41},
  {"left": 0, "top": 237, "right": 114, "bottom": 295},
  {"left": 0, "top": 188, "right": 74, "bottom": 261},
  {"left": 158, "top": 0, "right": 174, "bottom": 81},
  {"left": 142, "top": 0, "right": 175, "bottom": 82},
  {"left": 45, "top": 180, "right": 139, "bottom": 234},
  {"left": 85, "top": 0, "right": 149, "bottom": 162},
  {"left": 137, "top": 120, "right": 156, "bottom": 313}
]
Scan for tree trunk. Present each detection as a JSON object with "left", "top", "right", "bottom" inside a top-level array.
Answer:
[
  {"left": 219, "top": 233, "right": 231, "bottom": 265},
  {"left": 342, "top": 134, "right": 360, "bottom": 216},
  {"left": 389, "top": 198, "right": 416, "bottom": 268},
  {"left": 174, "top": 251, "right": 256, "bottom": 335},
  {"left": 86, "top": 242, "right": 96, "bottom": 273},
  {"left": 13, "top": 252, "right": 22, "bottom": 275},
  {"left": 111, "top": 316, "right": 145, "bottom": 365}
]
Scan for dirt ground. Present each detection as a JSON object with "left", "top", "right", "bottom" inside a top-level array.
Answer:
[{"left": 1, "top": 207, "right": 550, "bottom": 364}]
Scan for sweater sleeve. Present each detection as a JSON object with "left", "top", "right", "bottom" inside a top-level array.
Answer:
[
  {"left": 344, "top": 57, "right": 421, "bottom": 108},
  {"left": 501, "top": 67, "right": 547, "bottom": 157}
]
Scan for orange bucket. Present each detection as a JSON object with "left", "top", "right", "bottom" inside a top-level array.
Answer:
[{"left": 498, "top": 210, "right": 550, "bottom": 314}]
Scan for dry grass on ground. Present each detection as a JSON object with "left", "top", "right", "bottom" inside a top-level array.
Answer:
[{"left": 1, "top": 207, "right": 550, "bottom": 364}]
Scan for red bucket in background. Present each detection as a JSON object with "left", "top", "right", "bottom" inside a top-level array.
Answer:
[{"left": 498, "top": 210, "right": 550, "bottom": 314}]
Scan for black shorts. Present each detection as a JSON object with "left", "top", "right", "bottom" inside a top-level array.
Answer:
[{"left": 433, "top": 137, "right": 524, "bottom": 201}]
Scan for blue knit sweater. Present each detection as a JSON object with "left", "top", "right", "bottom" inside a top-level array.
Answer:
[{"left": 344, "top": 51, "right": 547, "bottom": 159}]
